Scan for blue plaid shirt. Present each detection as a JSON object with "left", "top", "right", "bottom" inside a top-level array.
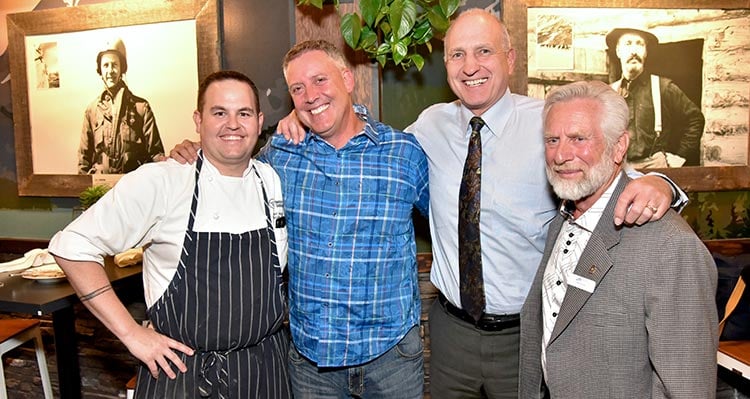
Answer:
[{"left": 258, "top": 105, "right": 429, "bottom": 367}]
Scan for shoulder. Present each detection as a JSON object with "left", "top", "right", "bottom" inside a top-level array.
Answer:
[
  {"left": 415, "top": 100, "right": 462, "bottom": 122},
  {"left": 509, "top": 93, "right": 544, "bottom": 114},
  {"left": 117, "top": 159, "right": 192, "bottom": 190}
]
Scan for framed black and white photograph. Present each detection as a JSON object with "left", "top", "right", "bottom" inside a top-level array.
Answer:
[
  {"left": 503, "top": 0, "right": 750, "bottom": 191},
  {"left": 8, "top": 0, "right": 220, "bottom": 196}
]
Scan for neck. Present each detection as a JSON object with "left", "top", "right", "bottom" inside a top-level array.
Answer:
[{"left": 325, "top": 105, "right": 365, "bottom": 149}]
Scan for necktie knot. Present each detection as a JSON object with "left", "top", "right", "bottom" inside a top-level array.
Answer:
[{"left": 469, "top": 117, "right": 485, "bottom": 134}]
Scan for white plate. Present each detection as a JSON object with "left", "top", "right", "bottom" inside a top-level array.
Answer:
[{"left": 21, "top": 264, "right": 66, "bottom": 283}]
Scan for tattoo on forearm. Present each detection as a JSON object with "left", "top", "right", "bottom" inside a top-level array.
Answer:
[{"left": 78, "top": 285, "right": 113, "bottom": 302}]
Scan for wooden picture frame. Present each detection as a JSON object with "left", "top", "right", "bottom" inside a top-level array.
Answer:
[
  {"left": 8, "top": 0, "right": 221, "bottom": 197},
  {"left": 503, "top": 0, "right": 750, "bottom": 192}
]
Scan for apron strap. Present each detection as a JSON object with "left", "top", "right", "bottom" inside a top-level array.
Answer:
[{"left": 187, "top": 151, "right": 204, "bottom": 232}]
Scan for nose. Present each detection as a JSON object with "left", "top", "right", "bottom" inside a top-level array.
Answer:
[
  {"left": 304, "top": 86, "right": 319, "bottom": 104},
  {"left": 554, "top": 141, "right": 574, "bottom": 164},
  {"left": 226, "top": 113, "right": 240, "bottom": 130},
  {"left": 461, "top": 53, "right": 480, "bottom": 75}
]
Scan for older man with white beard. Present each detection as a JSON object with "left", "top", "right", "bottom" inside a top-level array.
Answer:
[{"left": 519, "top": 80, "right": 718, "bottom": 399}]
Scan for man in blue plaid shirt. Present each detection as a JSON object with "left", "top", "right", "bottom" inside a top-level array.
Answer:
[{"left": 170, "top": 40, "right": 429, "bottom": 398}]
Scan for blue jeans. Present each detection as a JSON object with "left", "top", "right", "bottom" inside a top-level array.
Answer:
[{"left": 288, "top": 325, "right": 424, "bottom": 398}]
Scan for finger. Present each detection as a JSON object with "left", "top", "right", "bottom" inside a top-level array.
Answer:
[
  {"left": 147, "top": 360, "right": 159, "bottom": 379},
  {"left": 612, "top": 197, "right": 631, "bottom": 226},
  {"left": 622, "top": 205, "right": 646, "bottom": 226},
  {"left": 163, "top": 349, "right": 189, "bottom": 373},
  {"left": 156, "top": 355, "right": 177, "bottom": 379}
]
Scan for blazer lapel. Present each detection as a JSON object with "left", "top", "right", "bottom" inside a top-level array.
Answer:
[{"left": 548, "top": 172, "right": 630, "bottom": 345}]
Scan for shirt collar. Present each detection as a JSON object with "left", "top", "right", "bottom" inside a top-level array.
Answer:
[
  {"left": 559, "top": 173, "right": 622, "bottom": 233},
  {"left": 199, "top": 149, "right": 256, "bottom": 178},
  {"left": 458, "top": 88, "right": 513, "bottom": 139},
  {"left": 304, "top": 103, "right": 380, "bottom": 146}
]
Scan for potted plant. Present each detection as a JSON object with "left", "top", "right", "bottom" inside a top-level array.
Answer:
[
  {"left": 72, "top": 184, "right": 111, "bottom": 219},
  {"left": 297, "top": 0, "right": 459, "bottom": 71}
]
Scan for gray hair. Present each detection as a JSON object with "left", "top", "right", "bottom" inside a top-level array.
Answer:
[
  {"left": 282, "top": 40, "right": 350, "bottom": 77},
  {"left": 543, "top": 80, "right": 628, "bottom": 149}
]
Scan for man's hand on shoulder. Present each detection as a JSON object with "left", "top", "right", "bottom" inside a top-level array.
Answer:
[
  {"left": 169, "top": 140, "right": 201, "bottom": 164},
  {"left": 276, "top": 110, "right": 306, "bottom": 144},
  {"left": 614, "top": 174, "right": 673, "bottom": 226}
]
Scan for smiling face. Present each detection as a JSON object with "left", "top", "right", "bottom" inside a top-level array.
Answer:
[
  {"left": 284, "top": 49, "right": 361, "bottom": 148},
  {"left": 615, "top": 32, "right": 648, "bottom": 80},
  {"left": 544, "top": 98, "right": 627, "bottom": 207},
  {"left": 99, "top": 53, "right": 122, "bottom": 89},
  {"left": 444, "top": 11, "right": 516, "bottom": 116},
  {"left": 193, "top": 79, "right": 264, "bottom": 176}
]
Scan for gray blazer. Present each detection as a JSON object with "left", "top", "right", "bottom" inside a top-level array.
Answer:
[{"left": 519, "top": 173, "right": 718, "bottom": 398}]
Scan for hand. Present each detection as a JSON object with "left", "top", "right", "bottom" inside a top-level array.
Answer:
[
  {"left": 121, "top": 324, "right": 194, "bottom": 379},
  {"left": 614, "top": 175, "right": 672, "bottom": 226},
  {"left": 169, "top": 140, "right": 201, "bottom": 164},
  {"left": 276, "top": 110, "right": 306, "bottom": 144}
]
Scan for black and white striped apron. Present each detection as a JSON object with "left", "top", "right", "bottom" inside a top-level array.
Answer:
[{"left": 134, "top": 153, "right": 291, "bottom": 398}]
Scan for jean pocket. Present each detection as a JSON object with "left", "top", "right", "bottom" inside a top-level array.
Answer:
[{"left": 395, "top": 326, "right": 423, "bottom": 359}]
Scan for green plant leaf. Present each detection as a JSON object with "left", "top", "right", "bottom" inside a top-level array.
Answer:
[
  {"left": 410, "top": 53, "right": 425, "bottom": 70},
  {"left": 412, "top": 18, "right": 432, "bottom": 43},
  {"left": 360, "top": 28, "right": 378, "bottom": 51},
  {"left": 297, "top": 0, "right": 324, "bottom": 9},
  {"left": 360, "top": 0, "right": 382, "bottom": 27},
  {"left": 439, "top": 0, "right": 460, "bottom": 19},
  {"left": 389, "top": 0, "right": 417, "bottom": 40},
  {"left": 79, "top": 184, "right": 111, "bottom": 209},
  {"left": 341, "top": 13, "right": 362, "bottom": 49},
  {"left": 392, "top": 39, "right": 408, "bottom": 65},
  {"left": 426, "top": 5, "right": 450, "bottom": 33},
  {"left": 376, "top": 53, "right": 387, "bottom": 67}
]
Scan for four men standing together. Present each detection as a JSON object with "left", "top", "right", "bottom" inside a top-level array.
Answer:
[{"left": 51, "top": 7, "right": 718, "bottom": 399}]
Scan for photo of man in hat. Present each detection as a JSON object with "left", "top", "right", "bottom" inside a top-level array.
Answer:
[
  {"left": 78, "top": 38, "right": 165, "bottom": 174},
  {"left": 607, "top": 27, "right": 705, "bottom": 168}
]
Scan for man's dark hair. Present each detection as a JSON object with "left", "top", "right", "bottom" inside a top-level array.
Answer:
[{"left": 197, "top": 70, "right": 260, "bottom": 112}]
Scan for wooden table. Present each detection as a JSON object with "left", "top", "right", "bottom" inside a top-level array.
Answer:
[{"left": 0, "top": 259, "right": 142, "bottom": 399}]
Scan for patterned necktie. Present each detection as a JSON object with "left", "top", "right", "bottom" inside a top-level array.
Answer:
[{"left": 459, "top": 117, "right": 485, "bottom": 322}]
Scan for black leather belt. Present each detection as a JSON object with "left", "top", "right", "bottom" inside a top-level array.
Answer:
[{"left": 438, "top": 293, "right": 520, "bottom": 332}]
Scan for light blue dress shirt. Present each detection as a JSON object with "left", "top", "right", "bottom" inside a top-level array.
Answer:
[{"left": 407, "top": 89, "right": 557, "bottom": 315}]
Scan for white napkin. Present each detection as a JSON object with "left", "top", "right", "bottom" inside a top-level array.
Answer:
[{"left": 0, "top": 248, "right": 57, "bottom": 273}]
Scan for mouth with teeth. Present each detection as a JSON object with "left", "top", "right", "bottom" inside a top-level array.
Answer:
[
  {"left": 464, "top": 78, "right": 488, "bottom": 87},
  {"left": 219, "top": 134, "right": 244, "bottom": 141},
  {"left": 310, "top": 104, "right": 330, "bottom": 115}
]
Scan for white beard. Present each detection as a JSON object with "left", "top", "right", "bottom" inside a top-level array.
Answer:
[{"left": 546, "top": 155, "right": 616, "bottom": 201}]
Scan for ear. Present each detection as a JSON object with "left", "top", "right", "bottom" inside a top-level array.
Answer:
[
  {"left": 342, "top": 68, "right": 355, "bottom": 94},
  {"left": 613, "top": 131, "right": 630, "bottom": 164},
  {"left": 506, "top": 48, "right": 517, "bottom": 75},
  {"left": 193, "top": 110, "right": 202, "bottom": 134}
]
